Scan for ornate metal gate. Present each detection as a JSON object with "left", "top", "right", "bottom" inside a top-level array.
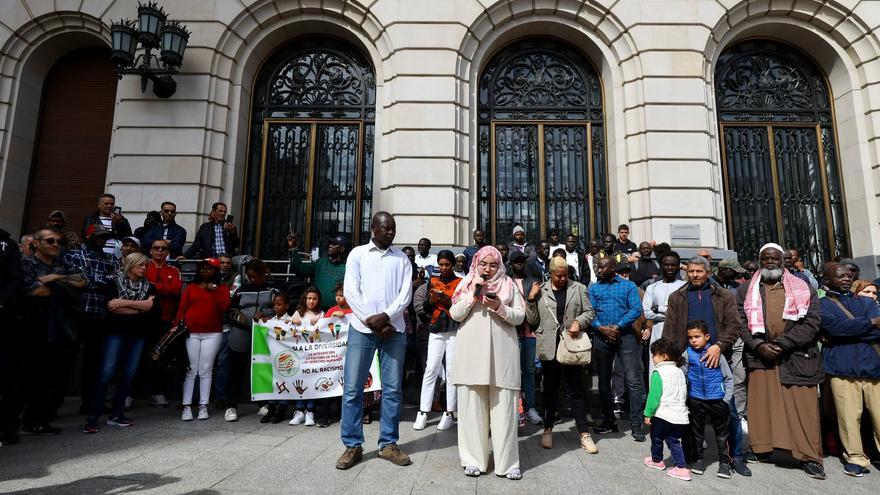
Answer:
[
  {"left": 243, "top": 38, "right": 375, "bottom": 259},
  {"left": 716, "top": 40, "right": 848, "bottom": 268},
  {"left": 478, "top": 39, "right": 608, "bottom": 244}
]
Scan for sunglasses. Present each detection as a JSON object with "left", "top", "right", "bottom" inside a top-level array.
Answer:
[
  {"left": 152, "top": 246, "right": 169, "bottom": 251},
  {"left": 41, "top": 238, "right": 61, "bottom": 245},
  {"left": 162, "top": 209, "right": 175, "bottom": 214}
]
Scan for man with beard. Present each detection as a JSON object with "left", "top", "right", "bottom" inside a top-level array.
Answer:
[
  {"left": 463, "top": 229, "right": 487, "bottom": 269},
  {"left": 819, "top": 263, "right": 880, "bottom": 477},
  {"left": 737, "top": 243, "right": 825, "bottom": 479}
]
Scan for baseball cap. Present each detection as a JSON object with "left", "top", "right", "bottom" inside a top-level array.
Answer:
[
  {"left": 327, "top": 234, "right": 352, "bottom": 250},
  {"left": 718, "top": 258, "right": 747, "bottom": 274},
  {"left": 48, "top": 210, "right": 66, "bottom": 221},
  {"left": 203, "top": 258, "right": 221, "bottom": 268},
  {"left": 121, "top": 236, "right": 141, "bottom": 248},
  {"left": 85, "top": 224, "right": 115, "bottom": 238}
]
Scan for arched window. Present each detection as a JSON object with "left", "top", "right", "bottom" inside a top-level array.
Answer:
[
  {"left": 478, "top": 38, "right": 608, "bottom": 244},
  {"left": 716, "top": 40, "right": 848, "bottom": 268},
  {"left": 243, "top": 38, "right": 375, "bottom": 259}
]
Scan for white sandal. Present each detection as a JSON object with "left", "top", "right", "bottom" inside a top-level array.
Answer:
[
  {"left": 504, "top": 468, "right": 522, "bottom": 480},
  {"left": 464, "top": 466, "right": 481, "bottom": 477}
]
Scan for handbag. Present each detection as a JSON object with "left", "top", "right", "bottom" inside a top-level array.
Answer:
[
  {"left": 542, "top": 289, "right": 592, "bottom": 365},
  {"left": 152, "top": 319, "right": 189, "bottom": 362}
]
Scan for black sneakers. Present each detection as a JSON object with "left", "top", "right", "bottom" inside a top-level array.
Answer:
[
  {"left": 630, "top": 425, "right": 646, "bottom": 442},
  {"left": 593, "top": 420, "right": 619, "bottom": 434},
  {"left": 802, "top": 461, "right": 826, "bottom": 480},
  {"left": 21, "top": 424, "right": 61, "bottom": 436},
  {"left": 717, "top": 463, "right": 732, "bottom": 479},
  {"left": 691, "top": 459, "right": 706, "bottom": 475}
]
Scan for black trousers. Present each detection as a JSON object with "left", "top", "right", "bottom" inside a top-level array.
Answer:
[
  {"left": 23, "top": 334, "right": 77, "bottom": 426},
  {"left": 541, "top": 359, "right": 591, "bottom": 433},
  {"left": 77, "top": 315, "right": 107, "bottom": 409},
  {"left": 0, "top": 313, "right": 24, "bottom": 434},
  {"left": 689, "top": 397, "right": 731, "bottom": 463},
  {"left": 133, "top": 320, "right": 173, "bottom": 397},
  {"left": 226, "top": 349, "right": 250, "bottom": 408}
]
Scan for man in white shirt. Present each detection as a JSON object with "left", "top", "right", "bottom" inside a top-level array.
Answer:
[
  {"left": 337, "top": 211, "right": 413, "bottom": 470},
  {"left": 583, "top": 239, "right": 602, "bottom": 285},
  {"left": 642, "top": 252, "right": 686, "bottom": 374},
  {"left": 414, "top": 237, "right": 437, "bottom": 279}
]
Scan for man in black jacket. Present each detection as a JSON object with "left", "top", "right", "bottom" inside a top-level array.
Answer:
[
  {"left": 81, "top": 193, "right": 132, "bottom": 258},
  {"left": 182, "top": 202, "right": 239, "bottom": 259},
  {"left": 0, "top": 228, "right": 22, "bottom": 445}
]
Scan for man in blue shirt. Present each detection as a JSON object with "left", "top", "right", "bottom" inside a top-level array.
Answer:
[{"left": 588, "top": 257, "right": 645, "bottom": 441}]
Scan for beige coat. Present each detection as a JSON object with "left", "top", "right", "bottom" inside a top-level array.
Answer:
[
  {"left": 525, "top": 280, "right": 595, "bottom": 361},
  {"left": 450, "top": 284, "right": 525, "bottom": 390}
]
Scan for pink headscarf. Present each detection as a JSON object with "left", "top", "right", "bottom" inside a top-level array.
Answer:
[{"left": 452, "top": 245, "right": 516, "bottom": 305}]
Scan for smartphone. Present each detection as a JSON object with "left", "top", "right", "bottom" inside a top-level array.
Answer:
[
  {"left": 113, "top": 206, "right": 122, "bottom": 215},
  {"left": 226, "top": 214, "right": 235, "bottom": 223},
  {"left": 485, "top": 292, "right": 498, "bottom": 299}
]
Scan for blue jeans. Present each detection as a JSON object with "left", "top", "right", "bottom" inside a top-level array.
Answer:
[
  {"left": 91, "top": 332, "right": 146, "bottom": 419},
  {"left": 518, "top": 337, "right": 536, "bottom": 411},
  {"left": 650, "top": 417, "right": 687, "bottom": 468},
  {"left": 211, "top": 331, "right": 230, "bottom": 401},
  {"left": 728, "top": 396, "right": 744, "bottom": 461},
  {"left": 593, "top": 332, "right": 645, "bottom": 427},
  {"left": 341, "top": 330, "right": 405, "bottom": 448},
  {"left": 295, "top": 400, "right": 315, "bottom": 411}
]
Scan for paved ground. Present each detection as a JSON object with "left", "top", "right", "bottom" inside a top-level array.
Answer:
[{"left": 0, "top": 399, "right": 877, "bottom": 495}]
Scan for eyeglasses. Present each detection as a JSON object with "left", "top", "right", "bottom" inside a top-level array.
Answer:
[
  {"left": 478, "top": 262, "right": 499, "bottom": 269},
  {"left": 152, "top": 246, "right": 169, "bottom": 251},
  {"left": 41, "top": 238, "right": 61, "bottom": 245}
]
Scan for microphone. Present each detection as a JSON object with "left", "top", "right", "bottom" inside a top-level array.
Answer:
[{"left": 474, "top": 276, "right": 484, "bottom": 297}]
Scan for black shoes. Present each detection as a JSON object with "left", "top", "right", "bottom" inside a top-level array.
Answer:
[
  {"left": 630, "top": 425, "right": 646, "bottom": 442},
  {"left": 0, "top": 431, "right": 20, "bottom": 446},
  {"left": 732, "top": 459, "right": 752, "bottom": 476},
  {"left": 21, "top": 424, "right": 61, "bottom": 436},
  {"left": 593, "top": 420, "right": 619, "bottom": 434},
  {"left": 691, "top": 459, "right": 705, "bottom": 475},
  {"left": 717, "top": 463, "right": 732, "bottom": 479},
  {"left": 802, "top": 461, "right": 826, "bottom": 480},
  {"left": 844, "top": 463, "right": 868, "bottom": 477}
]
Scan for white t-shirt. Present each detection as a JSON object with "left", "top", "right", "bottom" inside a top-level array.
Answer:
[{"left": 99, "top": 216, "right": 119, "bottom": 257}]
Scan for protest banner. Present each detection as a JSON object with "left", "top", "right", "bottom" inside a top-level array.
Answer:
[{"left": 250, "top": 315, "right": 381, "bottom": 400}]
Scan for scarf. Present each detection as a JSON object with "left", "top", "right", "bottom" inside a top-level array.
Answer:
[
  {"left": 115, "top": 271, "right": 151, "bottom": 301},
  {"left": 742, "top": 268, "right": 811, "bottom": 335},
  {"left": 452, "top": 245, "right": 517, "bottom": 306}
]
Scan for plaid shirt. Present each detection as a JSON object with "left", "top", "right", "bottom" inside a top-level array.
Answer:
[
  {"left": 65, "top": 247, "right": 119, "bottom": 318},
  {"left": 213, "top": 223, "right": 227, "bottom": 257},
  {"left": 587, "top": 275, "right": 643, "bottom": 331},
  {"left": 21, "top": 254, "right": 83, "bottom": 295}
]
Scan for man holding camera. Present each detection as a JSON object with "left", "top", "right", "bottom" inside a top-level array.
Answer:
[
  {"left": 81, "top": 193, "right": 132, "bottom": 258},
  {"left": 182, "top": 202, "right": 238, "bottom": 258}
]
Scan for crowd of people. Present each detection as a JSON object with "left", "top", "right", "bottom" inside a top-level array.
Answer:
[{"left": 1, "top": 194, "right": 879, "bottom": 483}]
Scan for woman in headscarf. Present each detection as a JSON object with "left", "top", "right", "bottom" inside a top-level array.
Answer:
[
  {"left": 851, "top": 279, "right": 878, "bottom": 304},
  {"left": 450, "top": 245, "right": 525, "bottom": 480}
]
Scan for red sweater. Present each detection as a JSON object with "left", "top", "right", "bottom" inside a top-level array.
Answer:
[
  {"left": 175, "top": 284, "right": 231, "bottom": 333},
  {"left": 145, "top": 261, "right": 182, "bottom": 321}
]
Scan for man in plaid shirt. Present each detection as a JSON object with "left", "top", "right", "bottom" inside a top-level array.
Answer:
[
  {"left": 588, "top": 256, "right": 646, "bottom": 441},
  {"left": 65, "top": 225, "right": 119, "bottom": 413}
]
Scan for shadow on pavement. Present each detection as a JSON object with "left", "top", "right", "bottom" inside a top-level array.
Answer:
[{"left": 3, "top": 473, "right": 197, "bottom": 494}]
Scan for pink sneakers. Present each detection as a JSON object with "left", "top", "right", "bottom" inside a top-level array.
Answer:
[
  {"left": 644, "top": 457, "right": 666, "bottom": 470},
  {"left": 666, "top": 467, "right": 692, "bottom": 481}
]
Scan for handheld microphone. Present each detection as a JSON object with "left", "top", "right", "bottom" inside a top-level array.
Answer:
[{"left": 474, "top": 276, "right": 484, "bottom": 297}]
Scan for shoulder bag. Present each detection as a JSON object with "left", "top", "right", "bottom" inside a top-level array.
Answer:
[{"left": 542, "top": 289, "right": 592, "bottom": 365}]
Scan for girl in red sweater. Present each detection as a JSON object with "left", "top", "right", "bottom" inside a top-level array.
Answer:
[{"left": 175, "top": 258, "right": 231, "bottom": 421}]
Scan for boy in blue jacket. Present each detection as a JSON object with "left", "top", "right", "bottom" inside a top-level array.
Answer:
[
  {"left": 820, "top": 263, "right": 880, "bottom": 478},
  {"left": 683, "top": 320, "right": 734, "bottom": 479}
]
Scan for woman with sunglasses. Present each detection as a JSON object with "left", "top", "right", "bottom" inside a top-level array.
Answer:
[
  {"left": 175, "top": 258, "right": 231, "bottom": 421},
  {"left": 140, "top": 239, "right": 183, "bottom": 408},
  {"left": 450, "top": 245, "right": 526, "bottom": 480}
]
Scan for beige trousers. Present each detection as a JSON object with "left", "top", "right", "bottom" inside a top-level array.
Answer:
[
  {"left": 457, "top": 384, "right": 519, "bottom": 475},
  {"left": 830, "top": 376, "right": 880, "bottom": 468}
]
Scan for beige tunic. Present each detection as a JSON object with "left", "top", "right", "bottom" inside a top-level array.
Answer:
[{"left": 450, "top": 286, "right": 525, "bottom": 390}]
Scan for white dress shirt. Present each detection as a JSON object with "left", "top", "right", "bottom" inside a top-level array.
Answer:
[
  {"left": 414, "top": 253, "right": 437, "bottom": 278},
  {"left": 344, "top": 240, "right": 413, "bottom": 334}
]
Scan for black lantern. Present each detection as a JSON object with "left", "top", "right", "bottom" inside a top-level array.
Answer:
[
  {"left": 110, "top": 20, "right": 137, "bottom": 68},
  {"left": 160, "top": 21, "right": 190, "bottom": 68},
  {"left": 108, "top": 2, "right": 187, "bottom": 98},
  {"left": 137, "top": 2, "right": 166, "bottom": 48}
]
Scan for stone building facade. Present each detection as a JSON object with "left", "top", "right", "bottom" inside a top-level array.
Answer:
[{"left": 0, "top": 0, "right": 878, "bottom": 272}]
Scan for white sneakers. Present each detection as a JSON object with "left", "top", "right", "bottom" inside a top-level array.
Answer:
[
  {"left": 414, "top": 412, "right": 456, "bottom": 431},
  {"left": 181, "top": 406, "right": 193, "bottom": 421},
  {"left": 526, "top": 408, "right": 542, "bottom": 425},
  {"left": 289, "top": 410, "right": 305, "bottom": 425},
  {"left": 224, "top": 408, "right": 238, "bottom": 422},
  {"left": 289, "top": 410, "right": 315, "bottom": 426},
  {"left": 257, "top": 405, "right": 269, "bottom": 417},
  {"left": 437, "top": 412, "right": 456, "bottom": 431},
  {"left": 151, "top": 394, "right": 169, "bottom": 408},
  {"left": 198, "top": 405, "right": 209, "bottom": 420},
  {"left": 124, "top": 396, "right": 134, "bottom": 410},
  {"left": 413, "top": 412, "right": 428, "bottom": 430}
]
